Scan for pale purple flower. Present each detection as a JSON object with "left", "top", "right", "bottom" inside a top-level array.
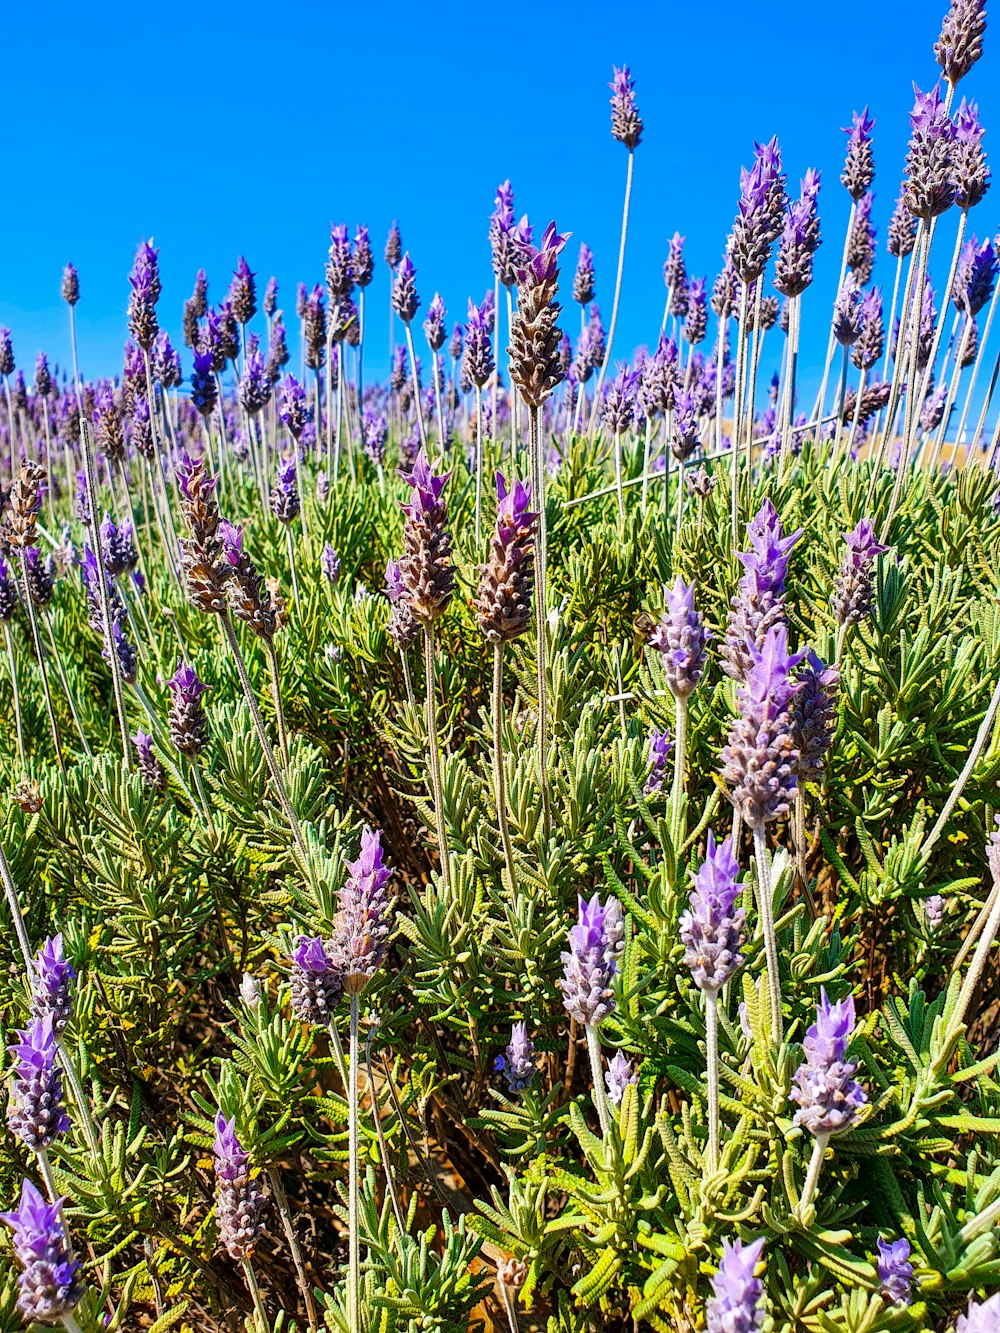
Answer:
[
  {"left": 321, "top": 543, "right": 341, "bottom": 585},
  {"left": 604, "top": 1052, "right": 637, "bottom": 1106},
  {"left": 7, "top": 1016, "right": 69, "bottom": 1149},
  {"left": 30, "top": 936, "right": 76, "bottom": 1037},
  {"left": 643, "top": 725, "right": 673, "bottom": 795},
  {"left": 213, "top": 1112, "right": 265, "bottom": 1260},
  {"left": 649, "top": 577, "right": 710, "bottom": 700},
  {"left": 706, "top": 1237, "right": 765, "bottom": 1333},
  {"left": 289, "top": 935, "right": 342, "bottom": 1024},
  {"left": 332, "top": 827, "right": 395, "bottom": 994},
  {"left": 559, "top": 894, "right": 625, "bottom": 1028},
  {"left": 876, "top": 1236, "right": 913, "bottom": 1306},
  {"left": 790, "top": 989, "right": 868, "bottom": 1136},
  {"left": 680, "top": 832, "right": 745, "bottom": 995},
  {"left": 494, "top": 1021, "right": 537, "bottom": 1094},
  {"left": 609, "top": 65, "right": 643, "bottom": 149},
  {"left": 956, "top": 1293, "right": 1000, "bottom": 1332},
  {"left": 1, "top": 1180, "right": 82, "bottom": 1323}
]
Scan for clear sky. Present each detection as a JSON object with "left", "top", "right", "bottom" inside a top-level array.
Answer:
[{"left": 0, "top": 0, "right": 990, "bottom": 404}]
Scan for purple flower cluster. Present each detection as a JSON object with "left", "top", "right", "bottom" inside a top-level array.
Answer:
[
  {"left": 213, "top": 1112, "right": 265, "bottom": 1260},
  {"left": 1, "top": 1180, "right": 82, "bottom": 1323},
  {"left": 723, "top": 499, "right": 802, "bottom": 683},
  {"left": 831, "top": 519, "right": 888, "bottom": 629},
  {"left": 30, "top": 936, "right": 76, "bottom": 1037},
  {"left": 876, "top": 1236, "right": 914, "bottom": 1306},
  {"left": 648, "top": 577, "right": 709, "bottom": 700},
  {"left": 706, "top": 1237, "right": 765, "bottom": 1333},
  {"left": 7, "top": 1016, "right": 70, "bottom": 1149},
  {"left": 643, "top": 725, "right": 673, "bottom": 796},
  {"left": 790, "top": 989, "right": 868, "bottom": 1136},
  {"left": 495, "top": 1022, "right": 537, "bottom": 1094},
  {"left": 559, "top": 894, "right": 624, "bottom": 1028},
  {"left": 332, "top": 827, "right": 395, "bottom": 994},
  {"left": 680, "top": 832, "right": 745, "bottom": 995},
  {"left": 604, "top": 1052, "right": 637, "bottom": 1106}
]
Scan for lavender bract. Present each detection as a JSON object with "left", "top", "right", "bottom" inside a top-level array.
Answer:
[
  {"left": 1, "top": 1180, "right": 82, "bottom": 1324},
  {"left": 790, "top": 989, "right": 868, "bottom": 1136},
  {"left": 559, "top": 894, "right": 624, "bottom": 1028}
]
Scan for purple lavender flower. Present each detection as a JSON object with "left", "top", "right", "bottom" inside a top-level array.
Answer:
[
  {"left": 954, "top": 236, "right": 998, "bottom": 315},
  {"left": 391, "top": 253, "right": 420, "bottom": 324},
  {"left": 721, "top": 624, "right": 805, "bottom": 827},
  {"left": 239, "top": 343, "right": 271, "bottom": 416},
  {"left": 61, "top": 262, "right": 80, "bottom": 306},
  {"left": 559, "top": 894, "right": 625, "bottom": 1028},
  {"left": 321, "top": 543, "right": 341, "bottom": 586},
  {"left": 278, "top": 372, "right": 309, "bottom": 439},
  {"left": 0, "top": 326, "right": 13, "bottom": 377},
  {"left": 638, "top": 332, "right": 678, "bottom": 418},
  {"left": 1, "top": 1180, "right": 82, "bottom": 1323},
  {"left": 649, "top": 577, "right": 710, "bottom": 699},
  {"left": 888, "top": 190, "right": 919, "bottom": 258},
  {"left": 643, "top": 725, "right": 673, "bottom": 796},
  {"left": 925, "top": 893, "right": 945, "bottom": 930},
  {"left": 266, "top": 317, "right": 290, "bottom": 381},
  {"left": 683, "top": 277, "right": 708, "bottom": 347},
  {"left": 601, "top": 363, "right": 640, "bottom": 436},
  {"left": 30, "top": 936, "right": 76, "bottom": 1037},
  {"left": 935, "top": 0, "right": 987, "bottom": 86},
  {"left": 152, "top": 331, "right": 182, "bottom": 388},
  {"left": 397, "top": 448, "right": 454, "bottom": 622},
  {"left": 494, "top": 1022, "right": 537, "bottom": 1094},
  {"left": 680, "top": 832, "right": 746, "bottom": 995},
  {"left": 876, "top": 1236, "right": 914, "bottom": 1306},
  {"left": 166, "top": 662, "right": 209, "bottom": 757},
  {"left": 573, "top": 243, "right": 595, "bottom": 306},
  {"left": 832, "top": 275, "right": 863, "bottom": 345},
  {"left": 841, "top": 107, "right": 876, "bottom": 200},
  {"left": 952, "top": 97, "right": 991, "bottom": 211},
  {"left": 353, "top": 226, "right": 374, "bottom": 288},
  {"left": 793, "top": 651, "right": 839, "bottom": 781},
  {"left": 847, "top": 192, "right": 877, "bottom": 285},
  {"left": 325, "top": 224, "right": 355, "bottom": 301},
  {"left": 831, "top": 519, "right": 888, "bottom": 628},
  {"left": 609, "top": 65, "right": 643, "bottom": 149},
  {"left": 332, "top": 827, "right": 394, "bottom": 994},
  {"left": 270, "top": 457, "right": 300, "bottom": 524},
  {"left": 706, "top": 1237, "right": 765, "bottom": 1333},
  {"left": 191, "top": 349, "right": 218, "bottom": 418},
  {"left": 904, "top": 83, "right": 957, "bottom": 219},
  {"left": 423, "top": 292, "right": 447, "bottom": 353},
  {"left": 956, "top": 1294, "right": 1000, "bottom": 1331},
  {"left": 604, "top": 1052, "right": 637, "bottom": 1106},
  {"left": 664, "top": 232, "right": 687, "bottom": 304},
  {"left": 7, "top": 1016, "right": 70, "bottom": 1149},
  {"left": 723, "top": 499, "right": 803, "bottom": 682},
  {"left": 852, "top": 286, "right": 885, "bottom": 370},
  {"left": 790, "top": 989, "right": 868, "bottom": 1136},
  {"left": 213, "top": 1112, "right": 265, "bottom": 1260},
  {"left": 228, "top": 256, "right": 257, "bottom": 325},
  {"left": 363, "top": 410, "right": 389, "bottom": 465},
  {"left": 385, "top": 221, "right": 402, "bottom": 269},
  {"left": 462, "top": 296, "right": 495, "bottom": 389},
  {"left": 127, "top": 240, "right": 160, "bottom": 350},
  {"left": 132, "top": 729, "right": 166, "bottom": 793},
  {"left": 289, "top": 934, "right": 342, "bottom": 1024}
]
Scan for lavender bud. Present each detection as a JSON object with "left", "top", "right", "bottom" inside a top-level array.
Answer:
[
  {"left": 706, "top": 1237, "right": 765, "bottom": 1333},
  {"left": 888, "top": 190, "right": 918, "bottom": 258},
  {"left": 664, "top": 232, "right": 687, "bottom": 299},
  {"left": 851, "top": 286, "right": 885, "bottom": 369},
  {"left": 289, "top": 935, "right": 342, "bottom": 1024},
  {"left": 1, "top": 1181, "right": 83, "bottom": 1324},
  {"left": 494, "top": 1021, "right": 537, "bottom": 1094},
  {"left": 956, "top": 1295, "right": 1000, "bottom": 1331},
  {"left": 213, "top": 1113, "right": 265, "bottom": 1260},
  {"left": 391, "top": 253, "right": 420, "bottom": 323},
  {"left": 955, "top": 235, "right": 994, "bottom": 317},
  {"left": 423, "top": 292, "right": 447, "bottom": 352},
  {"left": 649, "top": 577, "right": 710, "bottom": 699},
  {"left": 846, "top": 192, "right": 877, "bottom": 285},
  {"left": 680, "top": 832, "right": 746, "bottom": 994},
  {"left": 191, "top": 350, "right": 218, "bottom": 418},
  {"left": 831, "top": 519, "right": 888, "bottom": 628},
  {"left": 509, "top": 221, "right": 570, "bottom": 408},
  {"left": 925, "top": 894, "right": 945, "bottom": 930},
  {"left": 573, "top": 243, "right": 595, "bottom": 305},
  {"left": 240, "top": 974, "right": 262, "bottom": 1008},
  {"left": 876, "top": 1237, "right": 914, "bottom": 1306},
  {"left": 841, "top": 108, "right": 876, "bottom": 200},
  {"left": 643, "top": 725, "right": 673, "bottom": 796},
  {"left": 832, "top": 275, "right": 864, "bottom": 346},
  {"left": 29, "top": 936, "right": 75, "bottom": 1038},
  {"left": 683, "top": 277, "right": 708, "bottom": 347},
  {"left": 792, "top": 651, "right": 839, "bottom": 782},
  {"left": 331, "top": 827, "right": 395, "bottom": 994},
  {"left": 602, "top": 364, "right": 640, "bottom": 436},
  {"left": 462, "top": 296, "right": 495, "bottom": 389},
  {"left": 132, "top": 729, "right": 167, "bottom": 793},
  {"left": 609, "top": 65, "right": 643, "bottom": 149},
  {"left": 278, "top": 373, "right": 309, "bottom": 439},
  {"left": 398, "top": 449, "right": 455, "bottom": 622},
  {"left": 604, "top": 1052, "right": 637, "bottom": 1106},
  {"left": 321, "top": 543, "right": 341, "bottom": 585},
  {"left": 167, "top": 662, "right": 209, "bottom": 757},
  {"left": 789, "top": 989, "right": 868, "bottom": 1136},
  {"left": 239, "top": 343, "right": 272, "bottom": 417},
  {"left": 270, "top": 457, "right": 300, "bottom": 524},
  {"left": 384, "top": 221, "right": 402, "bottom": 269},
  {"left": 723, "top": 499, "right": 802, "bottom": 682},
  {"left": 61, "top": 263, "right": 80, "bottom": 307},
  {"left": 559, "top": 894, "right": 625, "bottom": 1028},
  {"left": 363, "top": 410, "right": 388, "bottom": 466}
]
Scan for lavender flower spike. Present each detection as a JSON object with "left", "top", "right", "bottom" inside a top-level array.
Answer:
[
  {"left": 643, "top": 725, "right": 673, "bottom": 795},
  {"left": 398, "top": 448, "right": 455, "bottom": 622},
  {"left": 831, "top": 519, "right": 888, "bottom": 631},
  {"left": 30, "top": 935, "right": 76, "bottom": 1036},
  {"left": 332, "top": 827, "right": 395, "bottom": 994},
  {"left": 706, "top": 1237, "right": 766, "bottom": 1333},
  {"left": 790, "top": 989, "right": 867, "bottom": 1138},
  {"left": 495, "top": 1022, "right": 537, "bottom": 1094},
  {"left": 213, "top": 1112, "right": 266, "bottom": 1260},
  {"left": 680, "top": 832, "right": 745, "bottom": 995},
  {"left": 289, "top": 935, "right": 342, "bottom": 1025},
  {"left": 876, "top": 1236, "right": 914, "bottom": 1306},
  {"left": 559, "top": 894, "right": 624, "bottom": 1027},
  {"left": 604, "top": 1052, "right": 637, "bottom": 1107},
  {"left": 1, "top": 1180, "right": 83, "bottom": 1323},
  {"left": 609, "top": 65, "right": 643, "bottom": 149},
  {"left": 7, "top": 1015, "right": 70, "bottom": 1149},
  {"left": 649, "top": 577, "right": 709, "bottom": 700}
]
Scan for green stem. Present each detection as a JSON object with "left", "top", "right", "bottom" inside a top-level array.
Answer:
[
  {"left": 348, "top": 992, "right": 362, "bottom": 1333},
  {"left": 242, "top": 1257, "right": 269, "bottom": 1333},
  {"left": 752, "top": 822, "right": 783, "bottom": 1044},
  {"left": 585, "top": 1023, "right": 611, "bottom": 1137},
  {"left": 493, "top": 645, "right": 517, "bottom": 894},
  {"left": 706, "top": 991, "right": 720, "bottom": 1172},
  {"left": 4, "top": 622, "right": 26, "bottom": 772},
  {"left": 800, "top": 1132, "right": 829, "bottom": 1213},
  {"left": 422, "top": 624, "right": 451, "bottom": 893}
]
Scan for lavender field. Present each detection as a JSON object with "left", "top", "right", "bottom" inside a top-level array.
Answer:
[{"left": 2, "top": 2, "right": 1000, "bottom": 1331}]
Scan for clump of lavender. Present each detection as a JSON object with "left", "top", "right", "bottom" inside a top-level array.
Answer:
[
  {"left": 7, "top": 1016, "right": 70, "bottom": 1149},
  {"left": 213, "top": 1112, "right": 265, "bottom": 1261},
  {"left": 723, "top": 498, "right": 802, "bottom": 682},
  {"left": 876, "top": 1237, "right": 914, "bottom": 1306},
  {"left": 30, "top": 936, "right": 75, "bottom": 1037},
  {"left": 167, "top": 662, "right": 209, "bottom": 758},
  {"left": 132, "top": 729, "right": 167, "bottom": 792},
  {"left": 495, "top": 1022, "right": 537, "bottom": 1094},
  {"left": 706, "top": 1237, "right": 765, "bottom": 1333},
  {"left": 831, "top": 519, "right": 888, "bottom": 639},
  {"left": 604, "top": 1052, "right": 637, "bottom": 1107},
  {"left": 791, "top": 989, "right": 868, "bottom": 1208},
  {"left": 643, "top": 725, "right": 673, "bottom": 796},
  {"left": 1, "top": 1180, "right": 83, "bottom": 1324}
]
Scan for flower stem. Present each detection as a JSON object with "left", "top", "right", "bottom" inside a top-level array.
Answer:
[
  {"left": 242, "top": 1257, "right": 269, "bottom": 1333},
  {"left": 705, "top": 991, "right": 720, "bottom": 1173},
  {"left": 422, "top": 623, "right": 451, "bottom": 893},
  {"left": 348, "top": 992, "right": 361, "bottom": 1333},
  {"left": 4, "top": 622, "right": 26, "bottom": 773},
  {"left": 264, "top": 638, "right": 290, "bottom": 770},
  {"left": 404, "top": 322, "right": 428, "bottom": 452},
  {"left": 17, "top": 552, "right": 67, "bottom": 781},
  {"left": 800, "top": 1132, "right": 829, "bottom": 1213},
  {"left": 585, "top": 1023, "right": 611, "bottom": 1137},
  {"left": 493, "top": 645, "right": 517, "bottom": 894},
  {"left": 528, "top": 407, "right": 550, "bottom": 840},
  {"left": 751, "top": 822, "right": 783, "bottom": 1044},
  {"left": 921, "top": 672, "right": 1000, "bottom": 860},
  {"left": 589, "top": 149, "right": 634, "bottom": 434}
]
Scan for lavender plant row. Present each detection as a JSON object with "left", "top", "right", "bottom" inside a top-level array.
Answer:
[{"left": 1, "top": 4, "right": 1000, "bottom": 1331}]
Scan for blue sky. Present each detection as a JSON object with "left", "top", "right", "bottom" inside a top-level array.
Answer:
[{"left": 0, "top": 0, "right": 989, "bottom": 404}]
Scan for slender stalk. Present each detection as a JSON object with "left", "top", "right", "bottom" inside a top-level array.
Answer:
[
  {"left": 956, "top": 276, "right": 1000, "bottom": 449},
  {"left": 730, "top": 283, "right": 750, "bottom": 553},
  {"left": 400, "top": 650, "right": 415, "bottom": 711},
  {"left": 641, "top": 416, "right": 652, "bottom": 514},
  {"left": 589, "top": 149, "right": 635, "bottom": 433},
  {"left": 404, "top": 323, "right": 428, "bottom": 452},
  {"left": 777, "top": 294, "right": 801, "bottom": 483},
  {"left": 17, "top": 553, "right": 66, "bottom": 780},
  {"left": 285, "top": 526, "right": 301, "bottom": 609},
  {"left": 705, "top": 992, "right": 720, "bottom": 1172},
  {"left": 800, "top": 1132, "right": 830, "bottom": 1213},
  {"left": 669, "top": 695, "right": 688, "bottom": 845},
  {"left": 921, "top": 673, "right": 1000, "bottom": 859},
  {"left": 493, "top": 645, "right": 517, "bottom": 894},
  {"left": 880, "top": 228, "right": 931, "bottom": 542},
  {"left": 4, "top": 622, "right": 26, "bottom": 771},
  {"left": 58, "top": 1045, "right": 100, "bottom": 1159},
  {"left": 613, "top": 428, "right": 624, "bottom": 519},
  {"left": 528, "top": 408, "right": 550, "bottom": 839},
  {"left": 422, "top": 624, "right": 451, "bottom": 893},
  {"left": 80, "top": 420, "right": 130, "bottom": 764},
  {"left": 219, "top": 614, "right": 307, "bottom": 864},
  {"left": 264, "top": 639, "right": 290, "bottom": 770},
  {"left": 751, "top": 822, "right": 783, "bottom": 1043},
  {"left": 242, "top": 1257, "right": 269, "bottom": 1333},
  {"left": 0, "top": 841, "right": 33, "bottom": 971},
  {"left": 474, "top": 384, "right": 484, "bottom": 546},
  {"left": 347, "top": 994, "right": 361, "bottom": 1333},
  {"left": 814, "top": 200, "right": 857, "bottom": 421},
  {"left": 584, "top": 1023, "right": 611, "bottom": 1137},
  {"left": 506, "top": 288, "right": 518, "bottom": 467},
  {"left": 42, "top": 612, "right": 91, "bottom": 757},
  {"left": 62, "top": 1314, "right": 84, "bottom": 1333}
]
